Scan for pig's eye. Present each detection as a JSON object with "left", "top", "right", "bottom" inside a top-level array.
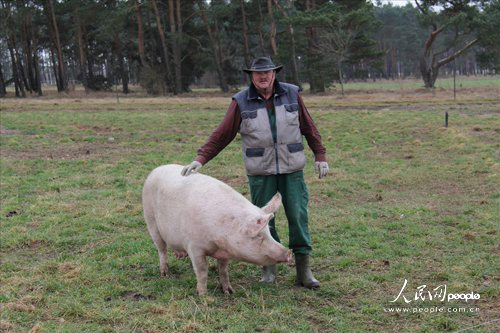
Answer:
[{"left": 250, "top": 230, "right": 264, "bottom": 240}]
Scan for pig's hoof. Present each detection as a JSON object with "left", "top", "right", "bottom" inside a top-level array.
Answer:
[
  {"left": 222, "top": 285, "right": 234, "bottom": 295},
  {"left": 296, "top": 280, "right": 320, "bottom": 290},
  {"left": 260, "top": 265, "right": 277, "bottom": 283},
  {"left": 259, "top": 275, "right": 276, "bottom": 283}
]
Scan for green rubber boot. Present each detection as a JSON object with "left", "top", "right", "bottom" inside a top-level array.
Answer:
[
  {"left": 260, "top": 265, "right": 277, "bottom": 283},
  {"left": 295, "top": 254, "right": 320, "bottom": 289}
]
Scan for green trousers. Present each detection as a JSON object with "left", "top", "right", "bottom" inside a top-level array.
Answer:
[{"left": 248, "top": 170, "right": 312, "bottom": 255}]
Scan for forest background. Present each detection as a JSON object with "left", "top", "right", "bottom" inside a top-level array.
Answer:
[{"left": 1, "top": 0, "right": 499, "bottom": 97}]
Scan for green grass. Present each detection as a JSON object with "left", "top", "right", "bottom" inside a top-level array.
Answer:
[
  {"left": 339, "top": 76, "right": 500, "bottom": 91},
  {"left": 1, "top": 91, "right": 499, "bottom": 332},
  {"left": 5, "top": 75, "right": 500, "bottom": 96}
]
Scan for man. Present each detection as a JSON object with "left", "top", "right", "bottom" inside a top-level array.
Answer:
[{"left": 181, "top": 57, "right": 329, "bottom": 289}]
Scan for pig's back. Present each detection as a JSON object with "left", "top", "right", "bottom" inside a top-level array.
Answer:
[{"left": 144, "top": 164, "right": 250, "bottom": 217}]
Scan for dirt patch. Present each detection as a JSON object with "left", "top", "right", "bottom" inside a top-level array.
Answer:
[
  {"left": 0, "top": 320, "right": 14, "bottom": 331},
  {"left": 57, "top": 262, "right": 83, "bottom": 280},
  {"left": 25, "top": 239, "right": 50, "bottom": 249},
  {"left": 120, "top": 291, "right": 156, "bottom": 301},
  {"left": 1, "top": 142, "right": 142, "bottom": 161},
  {"left": 6, "top": 210, "right": 19, "bottom": 218},
  {"left": 4, "top": 301, "right": 36, "bottom": 312},
  {"left": 218, "top": 175, "right": 247, "bottom": 189},
  {"left": 73, "top": 125, "right": 124, "bottom": 133},
  {"left": 359, "top": 259, "right": 391, "bottom": 272},
  {"left": 0, "top": 126, "right": 20, "bottom": 136},
  {"left": 469, "top": 126, "right": 500, "bottom": 143}
]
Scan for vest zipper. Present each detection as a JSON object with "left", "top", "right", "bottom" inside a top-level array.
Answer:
[
  {"left": 274, "top": 142, "right": 280, "bottom": 174},
  {"left": 273, "top": 94, "right": 280, "bottom": 174}
]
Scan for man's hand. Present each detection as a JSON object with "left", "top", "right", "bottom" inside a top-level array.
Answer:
[
  {"left": 181, "top": 161, "right": 202, "bottom": 176},
  {"left": 314, "top": 161, "right": 329, "bottom": 179}
]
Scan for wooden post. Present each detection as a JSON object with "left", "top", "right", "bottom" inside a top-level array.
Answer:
[{"left": 453, "top": 58, "right": 456, "bottom": 100}]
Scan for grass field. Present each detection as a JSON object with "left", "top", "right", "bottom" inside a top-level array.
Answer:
[{"left": 0, "top": 79, "right": 499, "bottom": 332}]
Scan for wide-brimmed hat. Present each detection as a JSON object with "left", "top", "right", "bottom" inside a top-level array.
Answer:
[{"left": 243, "top": 57, "right": 283, "bottom": 73}]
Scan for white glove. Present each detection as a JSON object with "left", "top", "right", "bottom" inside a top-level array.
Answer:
[
  {"left": 181, "top": 161, "right": 202, "bottom": 176},
  {"left": 315, "top": 161, "right": 329, "bottom": 179}
]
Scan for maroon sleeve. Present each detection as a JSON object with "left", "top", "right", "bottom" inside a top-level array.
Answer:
[
  {"left": 195, "top": 100, "right": 241, "bottom": 165},
  {"left": 298, "top": 94, "right": 327, "bottom": 162}
]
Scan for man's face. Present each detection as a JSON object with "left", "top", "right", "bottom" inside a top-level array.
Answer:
[{"left": 251, "top": 70, "right": 275, "bottom": 91}]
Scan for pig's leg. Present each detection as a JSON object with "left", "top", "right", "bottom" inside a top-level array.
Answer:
[
  {"left": 189, "top": 251, "right": 208, "bottom": 295},
  {"left": 217, "top": 259, "right": 233, "bottom": 294},
  {"left": 146, "top": 224, "right": 168, "bottom": 277}
]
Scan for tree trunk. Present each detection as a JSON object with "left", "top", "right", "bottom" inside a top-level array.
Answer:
[
  {"left": 50, "top": 48, "right": 59, "bottom": 89},
  {"left": 267, "top": 0, "right": 278, "bottom": 56},
  {"left": 287, "top": 25, "right": 300, "bottom": 87},
  {"left": 273, "top": 0, "right": 300, "bottom": 87},
  {"left": 114, "top": 33, "right": 129, "bottom": 94},
  {"left": 39, "top": 51, "right": 50, "bottom": 85},
  {"left": 197, "top": 0, "right": 228, "bottom": 92},
  {"left": 20, "top": 0, "right": 35, "bottom": 93},
  {"left": 305, "top": 0, "right": 325, "bottom": 92},
  {"left": 338, "top": 57, "right": 344, "bottom": 97},
  {"left": 45, "top": 0, "right": 66, "bottom": 92},
  {"left": 134, "top": 0, "right": 148, "bottom": 68},
  {"left": 74, "top": 10, "right": 88, "bottom": 92},
  {"left": 150, "top": 0, "right": 174, "bottom": 94},
  {"left": 214, "top": 19, "right": 226, "bottom": 82},
  {"left": 11, "top": 1, "right": 32, "bottom": 94},
  {"left": 169, "top": 0, "right": 182, "bottom": 94},
  {"left": 9, "top": 46, "right": 21, "bottom": 97},
  {"left": 420, "top": 63, "right": 439, "bottom": 88},
  {"left": 240, "top": 0, "right": 251, "bottom": 68},
  {"left": 7, "top": 37, "right": 25, "bottom": 97},
  {"left": 105, "top": 50, "right": 114, "bottom": 85},
  {"left": 0, "top": 61, "right": 7, "bottom": 97},
  {"left": 13, "top": 34, "right": 30, "bottom": 94},
  {"left": 256, "top": 0, "right": 267, "bottom": 55},
  {"left": 33, "top": 48, "right": 43, "bottom": 96},
  {"left": 175, "top": 0, "right": 184, "bottom": 90},
  {"left": 120, "top": 56, "right": 129, "bottom": 94},
  {"left": 86, "top": 39, "right": 95, "bottom": 84}
]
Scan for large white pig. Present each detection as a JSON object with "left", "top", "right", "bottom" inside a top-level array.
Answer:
[{"left": 142, "top": 164, "right": 292, "bottom": 295}]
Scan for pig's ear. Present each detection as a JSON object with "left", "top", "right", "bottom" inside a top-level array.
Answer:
[
  {"left": 262, "top": 192, "right": 282, "bottom": 214},
  {"left": 246, "top": 213, "right": 273, "bottom": 238}
]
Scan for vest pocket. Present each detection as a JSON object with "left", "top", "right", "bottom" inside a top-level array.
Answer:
[
  {"left": 284, "top": 143, "right": 306, "bottom": 172},
  {"left": 244, "top": 147, "right": 274, "bottom": 175},
  {"left": 287, "top": 143, "right": 304, "bottom": 153},
  {"left": 240, "top": 110, "right": 258, "bottom": 133},
  {"left": 241, "top": 110, "right": 258, "bottom": 119},
  {"left": 284, "top": 103, "right": 299, "bottom": 125},
  {"left": 246, "top": 147, "right": 265, "bottom": 157},
  {"left": 284, "top": 104, "right": 299, "bottom": 112}
]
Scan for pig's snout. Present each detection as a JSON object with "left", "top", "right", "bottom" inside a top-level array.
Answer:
[{"left": 278, "top": 249, "right": 292, "bottom": 263}]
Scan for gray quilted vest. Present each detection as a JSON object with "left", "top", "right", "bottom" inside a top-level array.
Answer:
[{"left": 233, "top": 82, "right": 306, "bottom": 176}]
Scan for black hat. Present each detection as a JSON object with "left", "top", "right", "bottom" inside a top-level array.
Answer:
[{"left": 243, "top": 57, "right": 283, "bottom": 73}]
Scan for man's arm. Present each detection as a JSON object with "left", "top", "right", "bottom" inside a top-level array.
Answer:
[
  {"left": 298, "top": 94, "right": 327, "bottom": 162},
  {"left": 195, "top": 100, "right": 242, "bottom": 165}
]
